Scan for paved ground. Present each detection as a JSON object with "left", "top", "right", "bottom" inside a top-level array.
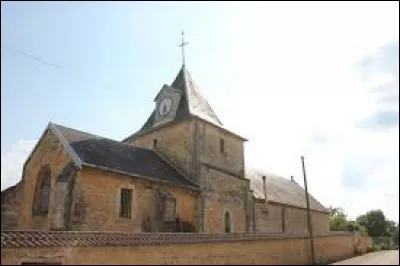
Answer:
[{"left": 331, "top": 250, "right": 399, "bottom": 265}]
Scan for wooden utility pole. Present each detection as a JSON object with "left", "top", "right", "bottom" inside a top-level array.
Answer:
[{"left": 301, "top": 155, "right": 315, "bottom": 265}]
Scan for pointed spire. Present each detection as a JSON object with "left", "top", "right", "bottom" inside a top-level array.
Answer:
[{"left": 171, "top": 66, "right": 223, "bottom": 126}]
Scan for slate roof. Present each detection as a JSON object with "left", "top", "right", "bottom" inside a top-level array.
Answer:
[
  {"left": 246, "top": 168, "right": 329, "bottom": 213},
  {"left": 49, "top": 123, "right": 198, "bottom": 190},
  {"left": 124, "top": 66, "right": 243, "bottom": 141},
  {"left": 171, "top": 66, "right": 222, "bottom": 125}
]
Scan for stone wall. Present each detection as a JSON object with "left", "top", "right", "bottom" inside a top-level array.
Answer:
[
  {"left": 198, "top": 122, "right": 245, "bottom": 178},
  {"left": 17, "top": 129, "right": 72, "bottom": 230},
  {"left": 70, "top": 167, "right": 198, "bottom": 232},
  {"left": 254, "top": 201, "right": 283, "bottom": 233},
  {"left": 253, "top": 201, "right": 330, "bottom": 234},
  {"left": 1, "top": 184, "right": 21, "bottom": 230},
  {"left": 124, "top": 119, "right": 248, "bottom": 234},
  {"left": 1, "top": 231, "right": 372, "bottom": 265},
  {"left": 125, "top": 121, "right": 195, "bottom": 177},
  {"left": 201, "top": 166, "right": 249, "bottom": 233}
]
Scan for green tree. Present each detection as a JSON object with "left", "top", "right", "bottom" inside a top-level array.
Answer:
[
  {"left": 348, "top": 220, "right": 368, "bottom": 233},
  {"left": 329, "top": 206, "right": 345, "bottom": 218},
  {"left": 329, "top": 206, "right": 350, "bottom": 231},
  {"left": 391, "top": 222, "right": 399, "bottom": 247},
  {"left": 385, "top": 220, "right": 397, "bottom": 236},
  {"left": 356, "top": 210, "right": 388, "bottom": 237}
]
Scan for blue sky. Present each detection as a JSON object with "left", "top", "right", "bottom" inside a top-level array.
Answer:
[{"left": 1, "top": 2, "right": 399, "bottom": 221}]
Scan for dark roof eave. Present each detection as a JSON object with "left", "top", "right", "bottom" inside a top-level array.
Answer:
[
  {"left": 122, "top": 120, "right": 179, "bottom": 143},
  {"left": 80, "top": 163, "right": 200, "bottom": 192},
  {"left": 123, "top": 116, "right": 247, "bottom": 143}
]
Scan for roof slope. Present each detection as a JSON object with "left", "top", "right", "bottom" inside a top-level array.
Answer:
[
  {"left": 171, "top": 66, "right": 222, "bottom": 126},
  {"left": 125, "top": 66, "right": 224, "bottom": 140},
  {"left": 246, "top": 168, "right": 329, "bottom": 213},
  {"left": 51, "top": 123, "right": 198, "bottom": 189}
]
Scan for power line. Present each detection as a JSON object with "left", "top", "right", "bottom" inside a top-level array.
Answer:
[
  {"left": 2, "top": 44, "right": 60, "bottom": 69},
  {"left": 14, "top": 50, "right": 60, "bottom": 69},
  {"left": 2, "top": 43, "right": 113, "bottom": 92}
]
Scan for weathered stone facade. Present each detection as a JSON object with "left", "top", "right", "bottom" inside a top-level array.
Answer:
[
  {"left": 18, "top": 129, "right": 72, "bottom": 231},
  {"left": 253, "top": 201, "right": 330, "bottom": 234},
  {"left": 200, "top": 166, "right": 248, "bottom": 233},
  {"left": 126, "top": 121, "right": 195, "bottom": 177},
  {"left": 1, "top": 184, "right": 21, "bottom": 230},
  {"left": 68, "top": 167, "right": 198, "bottom": 232}
]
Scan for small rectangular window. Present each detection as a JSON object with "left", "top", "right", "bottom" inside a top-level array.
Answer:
[
  {"left": 119, "top": 189, "right": 132, "bottom": 219},
  {"left": 220, "top": 138, "right": 225, "bottom": 153},
  {"left": 153, "top": 139, "right": 157, "bottom": 149}
]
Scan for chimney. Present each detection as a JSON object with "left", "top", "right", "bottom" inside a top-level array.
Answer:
[
  {"left": 291, "top": 176, "right": 294, "bottom": 182},
  {"left": 262, "top": 175, "right": 267, "bottom": 202}
]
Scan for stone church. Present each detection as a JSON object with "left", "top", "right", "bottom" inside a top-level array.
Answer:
[{"left": 1, "top": 65, "right": 330, "bottom": 234}]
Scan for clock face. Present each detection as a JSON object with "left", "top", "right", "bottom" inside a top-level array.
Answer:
[{"left": 158, "top": 97, "right": 173, "bottom": 116}]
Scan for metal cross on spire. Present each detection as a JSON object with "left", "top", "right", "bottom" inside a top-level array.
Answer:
[{"left": 179, "top": 31, "right": 189, "bottom": 67}]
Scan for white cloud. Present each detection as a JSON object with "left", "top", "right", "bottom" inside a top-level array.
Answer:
[{"left": 1, "top": 139, "right": 35, "bottom": 191}]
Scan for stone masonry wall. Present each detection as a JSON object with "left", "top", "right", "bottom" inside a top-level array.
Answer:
[
  {"left": 201, "top": 166, "right": 249, "bottom": 233},
  {"left": 18, "top": 129, "right": 72, "bottom": 230},
  {"left": 198, "top": 122, "right": 245, "bottom": 178},
  {"left": 1, "top": 185, "right": 22, "bottom": 230},
  {"left": 125, "top": 121, "right": 195, "bottom": 177},
  {"left": 254, "top": 201, "right": 283, "bottom": 233},
  {"left": 254, "top": 201, "right": 330, "bottom": 234},
  {"left": 1, "top": 232, "right": 372, "bottom": 265},
  {"left": 70, "top": 167, "right": 197, "bottom": 232}
]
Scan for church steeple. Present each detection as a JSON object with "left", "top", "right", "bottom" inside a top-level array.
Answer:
[
  {"left": 123, "top": 34, "right": 227, "bottom": 142},
  {"left": 123, "top": 66, "right": 223, "bottom": 141},
  {"left": 171, "top": 66, "right": 222, "bottom": 126}
]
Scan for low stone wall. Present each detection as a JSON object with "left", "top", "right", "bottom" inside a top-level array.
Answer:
[{"left": 1, "top": 231, "right": 372, "bottom": 265}]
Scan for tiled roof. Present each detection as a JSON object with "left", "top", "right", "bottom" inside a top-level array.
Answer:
[
  {"left": 1, "top": 231, "right": 351, "bottom": 248},
  {"left": 246, "top": 168, "right": 329, "bottom": 213},
  {"left": 50, "top": 123, "right": 198, "bottom": 190}
]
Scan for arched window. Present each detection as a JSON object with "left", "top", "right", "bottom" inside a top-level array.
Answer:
[
  {"left": 224, "top": 211, "right": 231, "bottom": 233},
  {"left": 33, "top": 166, "right": 51, "bottom": 215}
]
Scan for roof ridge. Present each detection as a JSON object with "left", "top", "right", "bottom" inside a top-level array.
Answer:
[
  {"left": 50, "top": 122, "right": 107, "bottom": 140},
  {"left": 246, "top": 167, "right": 290, "bottom": 181},
  {"left": 49, "top": 123, "right": 83, "bottom": 168},
  {"left": 51, "top": 123, "right": 149, "bottom": 152},
  {"left": 180, "top": 67, "right": 223, "bottom": 126}
]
